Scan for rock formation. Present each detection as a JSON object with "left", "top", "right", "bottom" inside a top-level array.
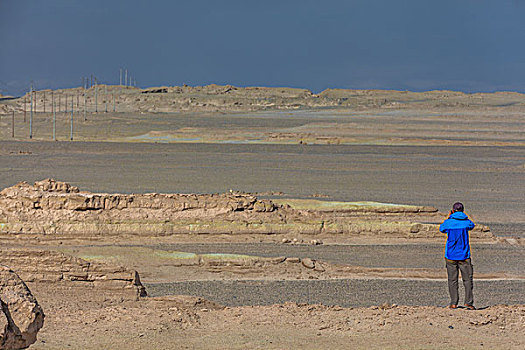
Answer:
[
  {"left": 0, "top": 266, "right": 44, "bottom": 350},
  {"left": 0, "top": 249, "right": 146, "bottom": 300},
  {"left": 0, "top": 179, "right": 492, "bottom": 238}
]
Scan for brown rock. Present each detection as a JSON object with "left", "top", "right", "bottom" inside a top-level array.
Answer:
[
  {"left": 0, "top": 266, "right": 44, "bottom": 350},
  {"left": 313, "top": 263, "right": 326, "bottom": 272},
  {"left": 301, "top": 258, "right": 315, "bottom": 269}
]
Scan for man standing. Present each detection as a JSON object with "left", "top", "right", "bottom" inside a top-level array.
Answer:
[{"left": 439, "top": 202, "right": 476, "bottom": 310}]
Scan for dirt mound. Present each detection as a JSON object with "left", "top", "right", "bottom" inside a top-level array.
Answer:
[{"left": 0, "top": 266, "right": 44, "bottom": 350}]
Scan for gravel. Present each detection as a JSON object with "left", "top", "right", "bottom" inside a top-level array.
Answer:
[{"left": 145, "top": 279, "right": 525, "bottom": 308}]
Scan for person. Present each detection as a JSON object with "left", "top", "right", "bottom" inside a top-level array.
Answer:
[{"left": 439, "top": 202, "right": 476, "bottom": 310}]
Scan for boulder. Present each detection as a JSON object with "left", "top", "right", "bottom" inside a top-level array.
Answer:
[{"left": 0, "top": 266, "right": 44, "bottom": 350}]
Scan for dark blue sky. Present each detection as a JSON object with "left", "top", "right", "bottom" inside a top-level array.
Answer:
[{"left": 1, "top": 0, "right": 524, "bottom": 96}]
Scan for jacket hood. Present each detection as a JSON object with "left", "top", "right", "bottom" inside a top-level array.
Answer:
[{"left": 450, "top": 211, "right": 469, "bottom": 220}]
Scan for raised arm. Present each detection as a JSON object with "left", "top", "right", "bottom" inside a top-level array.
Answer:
[{"left": 439, "top": 221, "right": 448, "bottom": 233}]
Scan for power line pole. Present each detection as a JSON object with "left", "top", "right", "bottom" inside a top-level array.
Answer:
[
  {"left": 53, "top": 99, "right": 56, "bottom": 141},
  {"left": 105, "top": 85, "right": 108, "bottom": 113},
  {"left": 125, "top": 69, "right": 128, "bottom": 87},
  {"left": 23, "top": 95, "right": 26, "bottom": 123},
  {"left": 95, "top": 79, "right": 98, "bottom": 113},
  {"left": 12, "top": 111, "right": 15, "bottom": 138},
  {"left": 29, "top": 83, "right": 33, "bottom": 139},
  {"left": 84, "top": 88, "right": 87, "bottom": 121},
  {"left": 70, "top": 96, "right": 74, "bottom": 140},
  {"left": 120, "top": 68, "right": 122, "bottom": 86}
]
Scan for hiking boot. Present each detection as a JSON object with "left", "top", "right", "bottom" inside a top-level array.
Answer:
[
  {"left": 464, "top": 304, "right": 476, "bottom": 310},
  {"left": 448, "top": 304, "right": 457, "bottom": 309}
]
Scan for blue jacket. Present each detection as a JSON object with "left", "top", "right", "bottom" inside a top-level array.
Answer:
[{"left": 439, "top": 212, "right": 475, "bottom": 260}]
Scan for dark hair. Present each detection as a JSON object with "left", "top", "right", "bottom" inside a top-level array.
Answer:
[{"left": 453, "top": 202, "right": 464, "bottom": 212}]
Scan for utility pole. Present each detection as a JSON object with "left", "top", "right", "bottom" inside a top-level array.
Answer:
[
  {"left": 70, "top": 96, "right": 73, "bottom": 140},
  {"left": 84, "top": 88, "right": 87, "bottom": 121},
  {"left": 105, "top": 85, "right": 108, "bottom": 113},
  {"left": 120, "top": 68, "right": 122, "bottom": 86},
  {"left": 12, "top": 111, "right": 15, "bottom": 138},
  {"left": 95, "top": 79, "right": 98, "bottom": 113},
  {"left": 29, "top": 83, "right": 33, "bottom": 139},
  {"left": 43, "top": 91, "right": 46, "bottom": 113},
  {"left": 53, "top": 100, "right": 56, "bottom": 141},
  {"left": 125, "top": 69, "right": 128, "bottom": 87},
  {"left": 23, "top": 95, "right": 26, "bottom": 123}
]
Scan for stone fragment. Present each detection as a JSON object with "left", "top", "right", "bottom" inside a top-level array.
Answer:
[
  {"left": 313, "top": 263, "right": 325, "bottom": 272},
  {"left": 301, "top": 258, "right": 315, "bottom": 269}
]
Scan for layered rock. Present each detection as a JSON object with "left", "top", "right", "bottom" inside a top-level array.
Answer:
[
  {"left": 0, "top": 249, "right": 146, "bottom": 300},
  {"left": 0, "top": 179, "right": 492, "bottom": 238},
  {"left": 0, "top": 266, "right": 44, "bottom": 350}
]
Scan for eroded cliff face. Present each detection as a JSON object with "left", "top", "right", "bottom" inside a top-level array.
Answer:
[{"left": 0, "top": 179, "right": 492, "bottom": 238}]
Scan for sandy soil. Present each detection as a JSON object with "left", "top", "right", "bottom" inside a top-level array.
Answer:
[{"left": 28, "top": 284, "right": 525, "bottom": 350}]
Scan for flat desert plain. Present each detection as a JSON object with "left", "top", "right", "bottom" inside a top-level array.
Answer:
[{"left": 0, "top": 86, "right": 523, "bottom": 349}]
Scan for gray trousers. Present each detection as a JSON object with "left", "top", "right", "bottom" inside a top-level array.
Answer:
[{"left": 446, "top": 258, "right": 474, "bottom": 306}]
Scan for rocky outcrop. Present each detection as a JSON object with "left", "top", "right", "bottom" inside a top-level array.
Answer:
[
  {"left": 0, "top": 179, "right": 492, "bottom": 239},
  {"left": 0, "top": 249, "right": 146, "bottom": 300},
  {"left": 0, "top": 266, "right": 44, "bottom": 350}
]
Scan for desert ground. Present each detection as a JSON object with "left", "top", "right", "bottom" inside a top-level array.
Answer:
[{"left": 0, "top": 85, "right": 524, "bottom": 349}]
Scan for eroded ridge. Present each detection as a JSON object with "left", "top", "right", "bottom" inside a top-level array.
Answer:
[
  {"left": 0, "top": 179, "right": 492, "bottom": 238},
  {"left": 0, "top": 249, "right": 146, "bottom": 300}
]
